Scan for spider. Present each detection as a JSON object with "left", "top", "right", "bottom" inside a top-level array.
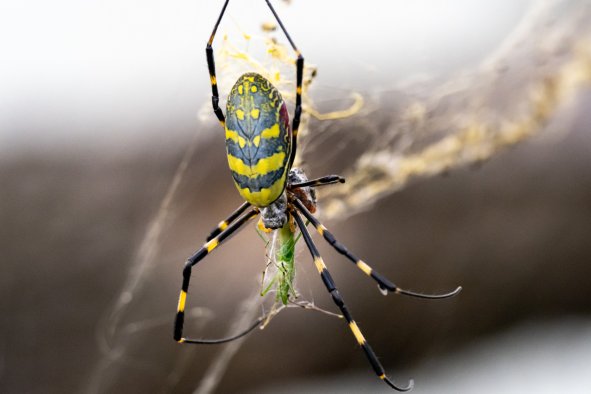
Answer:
[{"left": 173, "top": 1, "right": 461, "bottom": 391}]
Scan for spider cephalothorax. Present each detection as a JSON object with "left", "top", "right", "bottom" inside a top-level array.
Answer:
[
  {"left": 173, "top": 1, "right": 461, "bottom": 391},
  {"left": 288, "top": 167, "right": 317, "bottom": 213},
  {"left": 260, "top": 192, "right": 287, "bottom": 230}
]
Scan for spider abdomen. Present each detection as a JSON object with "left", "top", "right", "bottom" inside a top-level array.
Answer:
[{"left": 225, "top": 73, "right": 292, "bottom": 208}]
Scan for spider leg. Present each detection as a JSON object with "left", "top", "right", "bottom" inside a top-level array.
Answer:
[
  {"left": 206, "top": 0, "right": 229, "bottom": 128},
  {"left": 265, "top": 0, "right": 303, "bottom": 172},
  {"left": 206, "top": 201, "right": 251, "bottom": 242},
  {"left": 181, "top": 315, "right": 266, "bottom": 345},
  {"left": 292, "top": 209, "right": 413, "bottom": 392},
  {"left": 290, "top": 175, "right": 345, "bottom": 189},
  {"left": 293, "top": 198, "right": 462, "bottom": 299},
  {"left": 174, "top": 209, "right": 261, "bottom": 344}
]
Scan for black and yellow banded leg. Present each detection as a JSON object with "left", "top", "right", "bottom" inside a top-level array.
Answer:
[
  {"left": 293, "top": 198, "right": 461, "bottom": 299},
  {"left": 174, "top": 209, "right": 259, "bottom": 344},
  {"left": 290, "top": 175, "right": 345, "bottom": 189},
  {"left": 206, "top": 201, "right": 251, "bottom": 242},
  {"left": 265, "top": 0, "right": 304, "bottom": 171},
  {"left": 292, "top": 210, "right": 413, "bottom": 392},
  {"left": 206, "top": 0, "right": 229, "bottom": 127}
]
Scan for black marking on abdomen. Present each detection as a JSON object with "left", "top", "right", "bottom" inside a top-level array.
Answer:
[{"left": 231, "top": 167, "right": 285, "bottom": 192}]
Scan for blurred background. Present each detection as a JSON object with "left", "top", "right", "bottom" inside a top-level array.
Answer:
[{"left": 2, "top": 0, "right": 591, "bottom": 393}]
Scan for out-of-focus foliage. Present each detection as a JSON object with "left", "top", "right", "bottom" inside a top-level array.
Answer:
[{"left": 318, "top": 0, "right": 591, "bottom": 218}]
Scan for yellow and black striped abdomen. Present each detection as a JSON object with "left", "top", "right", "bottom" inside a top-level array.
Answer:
[{"left": 225, "top": 73, "right": 291, "bottom": 207}]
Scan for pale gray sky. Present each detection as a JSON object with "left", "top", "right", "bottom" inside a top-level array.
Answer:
[{"left": 0, "top": 0, "right": 530, "bottom": 150}]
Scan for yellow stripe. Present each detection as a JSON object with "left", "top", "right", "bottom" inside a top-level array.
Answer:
[
  {"left": 210, "top": 75, "right": 217, "bottom": 85},
  {"left": 178, "top": 338, "right": 186, "bottom": 343},
  {"left": 260, "top": 123, "right": 281, "bottom": 139},
  {"left": 349, "top": 321, "right": 366, "bottom": 345},
  {"left": 228, "top": 152, "right": 286, "bottom": 177},
  {"left": 237, "top": 177, "right": 285, "bottom": 207},
  {"left": 177, "top": 290, "right": 187, "bottom": 312},
  {"left": 218, "top": 221, "right": 228, "bottom": 231},
  {"left": 356, "top": 260, "right": 373, "bottom": 276},
  {"left": 206, "top": 239, "right": 219, "bottom": 252},
  {"left": 296, "top": 86, "right": 302, "bottom": 95},
  {"left": 226, "top": 129, "right": 247, "bottom": 148},
  {"left": 379, "top": 374, "right": 386, "bottom": 380},
  {"left": 314, "top": 257, "right": 326, "bottom": 273},
  {"left": 317, "top": 224, "right": 327, "bottom": 235}
]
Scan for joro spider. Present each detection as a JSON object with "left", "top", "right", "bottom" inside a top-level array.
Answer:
[{"left": 173, "top": 0, "right": 461, "bottom": 391}]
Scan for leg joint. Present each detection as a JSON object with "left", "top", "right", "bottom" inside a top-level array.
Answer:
[
  {"left": 330, "top": 289, "right": 344, "bottom": 308},
  {"left": 333, "top": 240, "right": 348, "bottom": 254},
  {"left": 372, "top": 271, "right": 396, "bottom": 291},
  {"left": 322, "top": 230, "right": 337, "bottom": 245},
  {"left": 212, "top": 96, "right": 220, "bottom": 109},
  {"left": 182, "top": 262, "right": 192, "bottom": 279}
]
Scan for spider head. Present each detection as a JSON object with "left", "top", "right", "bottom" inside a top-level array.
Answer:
[
  {"left": 288, "top": 168, "right": 317, "bottom": 213},
  {"left": 259, "top": 193, "right": 288, "bottom": 230}
]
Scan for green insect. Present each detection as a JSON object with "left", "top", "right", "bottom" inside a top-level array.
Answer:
[
  {"left": 173, "top": 1, "right": 461, "bottom": 391},
  {"left": 259, "top": 219, "right": 301, "bottom": 305}
]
